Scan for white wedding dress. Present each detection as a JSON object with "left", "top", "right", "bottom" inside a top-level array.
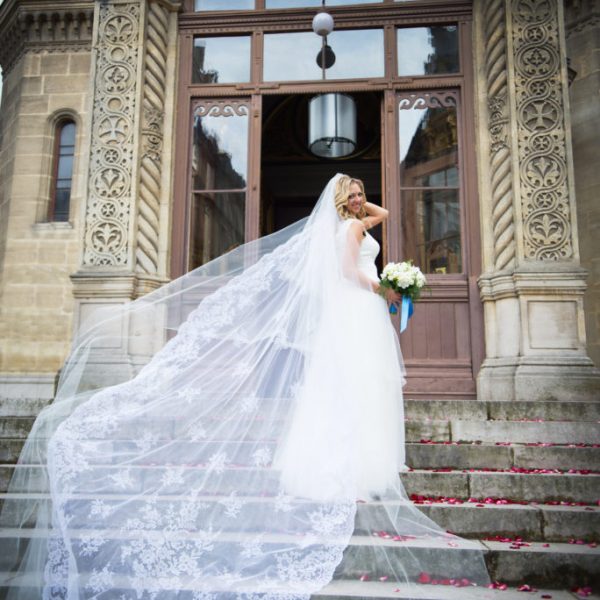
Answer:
[
  {"left": 275, "top": 220, "right": 406, "bottom": 501},
  {"left": 1, "top": 174, "right": 490, "bottom": 600}
]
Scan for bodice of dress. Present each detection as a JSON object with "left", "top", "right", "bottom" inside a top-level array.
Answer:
[
  {"left": 357, "top": 230, "right": 380, "bottom": 281},
  {"left": 337, "top": 219, "right": 380, "bottom": 282}
]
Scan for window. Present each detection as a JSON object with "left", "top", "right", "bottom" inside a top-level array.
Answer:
[
  {"left": 398, "top": 93, "right": 462, "bottom": 274},
  {"left": 397, "top": 26, "right": 459, "bottom": 76},
  {"left": 263, "top": 29, "right": 384, "bottom": 81},
  {"left": 192, "top": 36, "right": 251, "bottom": 84},
  {"left": 49, "top": 120, "right": 76, "bottom": 222},
  {"left": 194, "top": 0, "right": 382, "bottom": 9},
  {"left": 189, "top": 101, "right": 249, "bottom": 269}
]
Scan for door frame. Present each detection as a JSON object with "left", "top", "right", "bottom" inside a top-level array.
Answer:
[{"left": 171, "top": 6, "right": 484, "bottom": 396}]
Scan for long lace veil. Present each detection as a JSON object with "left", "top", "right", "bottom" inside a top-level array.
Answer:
[{"left": 1, "top": 174, "right": 491, "bottom": 599}]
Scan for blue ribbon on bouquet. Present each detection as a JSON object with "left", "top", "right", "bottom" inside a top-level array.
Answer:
[{"left": 389, "top": 296, "right": 414, "bottom": 332}]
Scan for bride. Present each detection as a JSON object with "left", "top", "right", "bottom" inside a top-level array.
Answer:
[
  {"left": 1, "top": 174, "right": 490, "bottom": 599},
  {"left": 275, "top": 175, "right": 406, "bottom": 502}
]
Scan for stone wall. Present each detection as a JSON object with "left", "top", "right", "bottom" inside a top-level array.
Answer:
[
  {"left": 0, "top": 5, "right": 93, "bottom": 398},
  {"left": 565, "top": 0, "right": 600, "bottom": 367}
]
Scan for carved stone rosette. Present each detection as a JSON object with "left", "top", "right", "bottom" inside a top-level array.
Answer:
[
  {"left": 82, "top": 1, "right": 140, "bottom": 267},
  {"left": 136, "top": 1, "right": 170, "bottom": 275},
  {"left": 511, "top": 0, "right": 574, "bottom": 261}
]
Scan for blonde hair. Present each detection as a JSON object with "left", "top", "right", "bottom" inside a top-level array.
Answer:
[{"left": 334, "top": 175, "right": 367, "bottom": 220}]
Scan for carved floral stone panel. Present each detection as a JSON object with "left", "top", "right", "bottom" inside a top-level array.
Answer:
[
  {"left": 512, "top": 0, "right": 574, "bottom": 261},
  {"left": 83, "top": 2, "right": 140, "bottom": 267}
]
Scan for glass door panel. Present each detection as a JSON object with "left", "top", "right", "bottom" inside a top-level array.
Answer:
[
  {"left": 398, "top": 92, "right": 462, "bottom": 274},
  {"left": 190, "top": 192, "right": 246, "bottom": 267},
  {"left": 401, "top": 188, "right": 461, "bottom": 274},
  {"left": 190, "top": 101, "right": 250, "bottom": 270}
]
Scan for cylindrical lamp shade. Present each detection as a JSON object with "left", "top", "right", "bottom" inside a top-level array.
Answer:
[{"left": 308, "top": 93, "right": 357, "bottom": 158}]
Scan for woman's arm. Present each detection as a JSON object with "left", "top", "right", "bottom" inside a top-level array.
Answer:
[{"left": 361, "top": 202, "right": 389, "bottom": 230}]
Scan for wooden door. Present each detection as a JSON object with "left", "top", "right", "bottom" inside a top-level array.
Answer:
[{"left": 386, "top": 90, "right": 483, "bottom": 398}]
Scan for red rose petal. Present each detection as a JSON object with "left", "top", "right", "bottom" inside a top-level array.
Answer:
[{"left": 418, "top": 572, "right": 431, "bottom": 584}]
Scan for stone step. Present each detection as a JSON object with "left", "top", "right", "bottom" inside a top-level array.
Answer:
[
  {"left": 406, "top": 442, "right": 600, "bottom": 470},
  {"left": 404, "top": 399, "right": 600, "bottom": 422},
  {"left": 400, "top": 469, "right": 600, "bottom": 504},
  {"left": 0, "top": 439, "right": 25, "bottom": 464},
  {"left": 0, "top": 398, "right": 50, "bottom": 417},
  {"left": 1, "top": 529, "right": 596, "bottom": 589},
  {"left": 448, "top": 420, "right": 600, "bottom": 444},
  {"left": 315, "top": 579, "right": 595, "bottom": 599},
  {"left": 1, "top": 416, "right": 597, "bottom": 445},
  {"left": 2, "top": 397, "right": 598, "bottom": 422},
  {"left": 1, "top": 464, "right": 598, "bottom": 503},
  {"left": 407, "top": 420, "right": 600, "bottom": 444},
  {"left": 5, "top": 574, "right": 580, "bottom": 600},
  {"left": 1, "top": 492, "right": 598, "bottom": 543},
  {"left": 0, "top": 573, "right": 594, "bottom": 600},
  {"left": 360, "top": 501, "right": 600, "bottom": 543},
  {"left": 0, "top": 418, "right": 35, "bottom": 439},
  {"left": 2, "top": 436, "right": 597, "bottom": 471},
  {"left": 335, "top": 537, "right": 599, "bottom": 588}
]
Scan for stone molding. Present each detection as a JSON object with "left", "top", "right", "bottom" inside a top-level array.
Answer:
[
  {"left": 511, "top": 0, "right": 575, "bottom": 261},
  {"left": 484, "top": 0, "right": 516, "bottom": 272},
  {"left": 0, "top": 0, "right": 94, "bottom": 74},
  {"left": 136, "top": 1, "right": 171, "bottom": 275},
  {"left": 479, "top": 268, "right": 588, "bottom": 302}
]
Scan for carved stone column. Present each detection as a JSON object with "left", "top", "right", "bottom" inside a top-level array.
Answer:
[
  {"left": 70, "top": 0, "right": 180, "bottom": 386},
  {"left": 474, "top": 0, "right": 600, "bottom": 401}
]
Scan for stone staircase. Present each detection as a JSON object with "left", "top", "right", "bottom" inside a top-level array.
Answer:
[{"left": 0, "top": 396, "right": 598, "bottom": 599}]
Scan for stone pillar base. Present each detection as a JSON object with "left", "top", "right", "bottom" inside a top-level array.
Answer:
[
  {"left": 478, "top": 356, "right": 600, "bottom": 402},
  {"left": 69, "top": 272, "right": 169, "bottom": 392},
  {"left": 0, "top": 373, "right": 57, "bottom": 400}
]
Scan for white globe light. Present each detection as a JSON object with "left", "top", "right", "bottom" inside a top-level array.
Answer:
[{"left": 312, "top": 12, "right": 334, "bottom": 37}]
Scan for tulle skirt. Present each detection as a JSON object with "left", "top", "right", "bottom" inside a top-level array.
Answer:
[{"left": 274, "top": 284, "right": 406, "bottom": 501}]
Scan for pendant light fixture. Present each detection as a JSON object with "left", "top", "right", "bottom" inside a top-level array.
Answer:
[
  {"left": 308, "top": 3, "right": 357, "bottom": 159},
  {"left": 308, "top": 93, "right": 357, "bottom": 158}
]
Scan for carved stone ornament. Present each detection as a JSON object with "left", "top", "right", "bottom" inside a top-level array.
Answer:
[
  {"left": 193, "top": 100, "right": 251, "bottom": 118},
  {"left": 83, "top": 2, "right": 140, "bottom": 267},
  {"left": 397, "top": 91, "right": 457, "bottom": 110},
  {"left": 512, "top": 0, "right": 574, "bottom": 260}
]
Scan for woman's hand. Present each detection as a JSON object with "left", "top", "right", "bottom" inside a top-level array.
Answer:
[
  {"left": 374, "top": 282, "right": 402, "bottom": 304},
  {"left": 361, "top": 202, "right": 389, "bottom": 230},
  {"left": 384, "top": 288, "right": 403, "bottom": 304}
]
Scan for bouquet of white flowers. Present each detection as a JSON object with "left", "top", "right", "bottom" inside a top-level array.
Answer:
[
  {"left": 378, "top": 261, "right": 427, "bottom": 331},
  {"left": 379, "top": 260, "right": 427, "bottom": 302}
]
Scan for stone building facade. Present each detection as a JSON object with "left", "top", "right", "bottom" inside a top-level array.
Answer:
[{"left": 0, "top": 0, "right": 598, "bottom": 406}]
